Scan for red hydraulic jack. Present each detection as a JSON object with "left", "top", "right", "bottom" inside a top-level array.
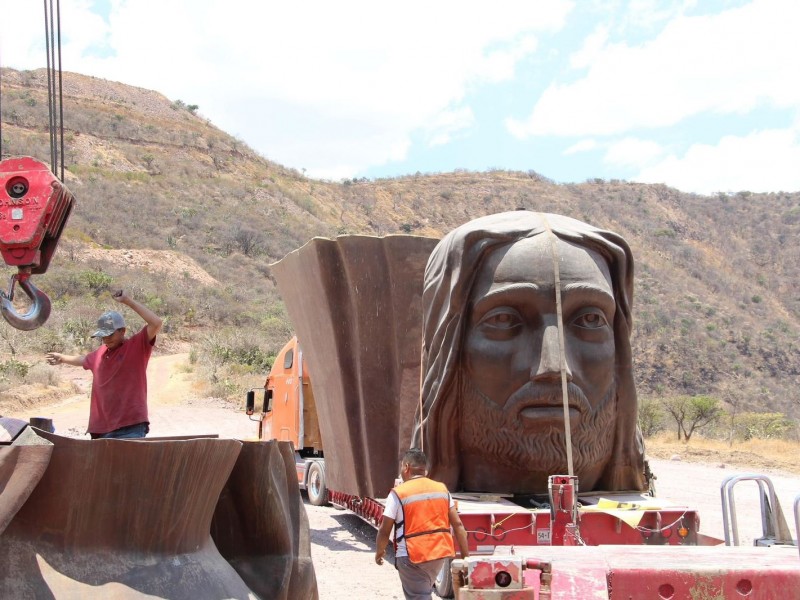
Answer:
[
  {"left": 0, "top": 157, "right": 75, "bottom": 330},
  {"left": 549, "top": 475, "right": 581, "bottom": 546},
  {"left": 452, "top": 476, "right": 581, "bottom": 599}
]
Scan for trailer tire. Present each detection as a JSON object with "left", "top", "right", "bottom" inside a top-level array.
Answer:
[
  {"left": 434, "top": 558, "right": 453, "bottom": 598},
  {"left": 307, "top": 462, "right": 328, "bottom": 506}
]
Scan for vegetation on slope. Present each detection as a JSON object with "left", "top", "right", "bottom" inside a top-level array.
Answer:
[{"left": 1, "top": 68, "right": 798, "bottom": 439}]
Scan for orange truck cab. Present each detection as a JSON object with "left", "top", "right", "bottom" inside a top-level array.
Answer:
[{"left": 246, "top": 337, "right": 328, "bottom": 505}]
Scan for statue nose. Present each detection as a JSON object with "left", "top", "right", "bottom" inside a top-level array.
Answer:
[{"left": 532, "top": 324, "right": 572, "bottom": 383}]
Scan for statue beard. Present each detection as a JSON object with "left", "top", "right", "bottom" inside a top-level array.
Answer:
[{"left": 458, "top": 377, "right": 618, "bottom": 480}]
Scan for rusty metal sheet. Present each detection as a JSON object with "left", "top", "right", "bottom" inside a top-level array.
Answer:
[
  {"left": 212, "top": 440, "right": 317, "bottom": 600},
  {"left": 0, "top": 426, "right": 53, "bottom": 536},
  {"left": 271, "top": 234, "right": 439, "bottom": 498},
  {"left": 0, "top": 431, "right": 317, "bottom": 599}
]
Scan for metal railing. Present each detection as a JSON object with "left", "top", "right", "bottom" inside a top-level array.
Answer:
[{"left": 720, "top": 474, "right": 781, "bottom": 547}]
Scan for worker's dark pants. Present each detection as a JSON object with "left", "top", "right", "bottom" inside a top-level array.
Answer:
[
  {"left": 90, "top": 422, "right": 149, "bottom": 439},
  {"left": 395, "top": 556, "right": 446, "bottom": 600}
]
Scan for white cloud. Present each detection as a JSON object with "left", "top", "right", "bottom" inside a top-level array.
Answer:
[
  {"left": 569, "top": 25, "right": 608, "bottom": 69},
  {"left": 635, "top": 127, "right": 800, "bottom": 194},
  {"left": 1, "top": 0, "right": 573, "bottom": 177},
  {"left": 563, "top": 139, "right": 598, "bottom": 154},
  {"left": 604, "top": 137, "right": 663, "bottom": 167},
  {"left": 620, "top": 0, "right": 696, "bottom": 32},
  {"left": 508, "top": 0, "right": 800, "bottom": 138},
  {"left": 0, "top": 1, "right": 109, "bottom": 68},
  {"left": 426, "top": 107, "right": 475, "bottom": 147}
]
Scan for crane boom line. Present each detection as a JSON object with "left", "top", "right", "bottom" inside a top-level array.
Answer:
[
  {"left": 0, "top": 2, "right": 64, "bottom": 174},
  {"left": 56, "top": 0, "right": 64, "bottom": 180},
  {"left": 43, "top": 0, "right": 64, "bottom": 180}
]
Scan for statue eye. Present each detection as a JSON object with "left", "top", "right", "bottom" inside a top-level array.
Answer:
[
  {"left": 572, "top": 310, "right": 608, "bottom": 330},
  {"left": 479, "top": 308, "right": 522, "bottom": 330}
]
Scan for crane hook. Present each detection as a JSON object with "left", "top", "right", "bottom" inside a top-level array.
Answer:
[{"left": 0, "top": 273, "right": 52, "bottom": 331}]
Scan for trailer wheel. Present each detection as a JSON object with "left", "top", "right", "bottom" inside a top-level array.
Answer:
[
  {"left": 307, "top": 462, "right": 328, "bottom": 506},
  {"left": 434, "top": 558, "right": 453, "bottom": 598}
]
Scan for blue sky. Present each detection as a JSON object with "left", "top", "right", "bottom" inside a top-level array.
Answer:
[{"left": 1, "top": 0, "right": 799, "bottom": 195}]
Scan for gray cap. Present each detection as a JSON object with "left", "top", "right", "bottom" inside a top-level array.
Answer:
[{"left": 91, "top": 311, "right": 126, "bottom": 338}]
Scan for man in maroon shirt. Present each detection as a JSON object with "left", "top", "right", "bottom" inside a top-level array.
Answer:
[{"left": 46, "top": 290, "right": 163, "bottom": 439}]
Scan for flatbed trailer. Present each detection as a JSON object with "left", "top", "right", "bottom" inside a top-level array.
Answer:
[
  {"left": 332, "top": 490, "right": 714, "bottom": 550},
  {"left": 453, "top": 544, "right": 800, "bottom": 599},
  {"left": 330, "top": 478, "right": 800, "bottom": 599}
]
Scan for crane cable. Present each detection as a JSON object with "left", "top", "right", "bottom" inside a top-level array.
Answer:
[
  {"left": 0, "top": 1, "right": 64, "bottom": 179},
  {"left": 43, "top": 0, "right": 65, "bottom": 181},
  {"left": 540, "top": 214, "right": 575, "bottom": 477}
]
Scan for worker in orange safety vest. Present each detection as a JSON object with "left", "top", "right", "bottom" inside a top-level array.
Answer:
[{"left": 375, "top": 448, "right": 469, "bottom": 600}]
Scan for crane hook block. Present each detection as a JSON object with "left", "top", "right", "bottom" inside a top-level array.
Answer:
[
  {"left": 0, "top": 157, "right": 75, "bottom": 330},
  {"left": 0, "top": 275, "right": 52, "bottom": 331}
]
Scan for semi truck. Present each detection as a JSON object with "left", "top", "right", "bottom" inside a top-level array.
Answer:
[{"left": 246, "top": 336, "right": 328, "bottom": 506}]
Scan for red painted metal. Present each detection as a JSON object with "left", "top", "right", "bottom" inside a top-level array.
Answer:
[
  {"left": 468, "top": 556, "right": 524, "bottom": 589},
  {"left": 0, "top": 156, "right": 74, "bottom": 273},
  {"left": 329, "top": 489, "right": 385, "bottom": 528},
  {"left": 538, "top": 545, "right": 800, "bottom": 599},
  {"left": 549, "top": 475, "right": 580, "bottom": 546},
  {"left": 458, "top": 508, "right": 705, "bottom": 554},
  {"left": 457, "top": 545, "right": 800, "bottom": 599},
  {"left": 458, "top": 587, "right": 537, "bottom": 599}
]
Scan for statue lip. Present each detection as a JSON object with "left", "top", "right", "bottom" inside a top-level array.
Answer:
[
  {"left": 518, "top": 404, "right": 580, "bottom": 417},
  {"left": 516, "top": 399, "right": 583, "bottom": 422},
  {"left": 507, "top": 384, "right": 586, "bottom": 421}
]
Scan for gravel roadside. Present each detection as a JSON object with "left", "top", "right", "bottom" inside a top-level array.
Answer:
[
  {"left": 7, "top": 354, "right": 799, "bottom": 598},
  {"left": 306, "top": 458, "right": 800, "bottom": 600}
]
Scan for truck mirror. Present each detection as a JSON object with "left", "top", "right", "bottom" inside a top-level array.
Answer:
[{"left": 246, "top": 390, "right": 255, "bottom": 415}]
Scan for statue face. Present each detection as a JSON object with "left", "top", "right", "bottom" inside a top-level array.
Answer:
[
  {"left": 458, "top": 234, "right": 618, "bottom": 491},
  {"left": 465, "top": 235, "right": 616, "bottom": 422}
]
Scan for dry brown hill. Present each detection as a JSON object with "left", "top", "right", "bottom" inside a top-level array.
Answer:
[{"left": 1, "top": 68, "right": 798, "bottom": 425}]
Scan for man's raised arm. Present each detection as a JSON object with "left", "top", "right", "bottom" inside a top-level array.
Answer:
[{"left": 113, "top": 290, "right": 163, "bottom": 341}]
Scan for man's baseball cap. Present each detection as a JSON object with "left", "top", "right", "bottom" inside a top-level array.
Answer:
[{"left": 91, "top": 311, "right": 126, "bottom": 338}]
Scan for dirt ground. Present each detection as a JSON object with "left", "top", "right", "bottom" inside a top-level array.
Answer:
[{"left": 4, "top": 353, "right": 799, "bottom": 599}]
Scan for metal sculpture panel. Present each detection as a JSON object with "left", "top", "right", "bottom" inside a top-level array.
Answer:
[
  {"left": 271, "top": 235, "right": 439, "bottom": 498},
  {"left": 212, "top": 440, "right": 318, "bottom": 600},
  {"left": 0, "top": 430, "right": 317, "bottom": 599}
]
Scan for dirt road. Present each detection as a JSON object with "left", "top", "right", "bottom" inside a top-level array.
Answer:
[{"left": 7, "top": 353, "right": 800, "bottom": 599}]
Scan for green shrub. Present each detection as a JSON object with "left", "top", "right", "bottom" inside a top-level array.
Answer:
[
  {"left": 0, "top": 358, "right": 30, "bottom": 380},
  {"left": 735, "top": 412, "right": 793, "bottom": 441},
  {"left": 638, "top": 397, "right": 666, "bottom": 437},
  {"left": 79, "top": 270, "right": 114, "bottom": 296}
]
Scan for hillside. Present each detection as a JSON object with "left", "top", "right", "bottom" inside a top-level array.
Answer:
[{"left": 1, "top": 68, "right": 798, "bottom": 424}]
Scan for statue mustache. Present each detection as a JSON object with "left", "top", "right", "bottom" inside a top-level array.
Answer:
[{"left": 503, "top": 381, "right": 592, "bottom": 417}]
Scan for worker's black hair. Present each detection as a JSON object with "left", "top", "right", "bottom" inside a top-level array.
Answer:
[{"left": 401, "top": 448, "right": 427, "bottom": 470}]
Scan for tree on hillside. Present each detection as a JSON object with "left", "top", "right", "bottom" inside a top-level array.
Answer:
[
  {"left": 717, "top": 376, "right": 746, "bottom": 447},
  {"left": 223, "top": 225, "right": 265, "bottom": 257},
  {"left": 662, "top": 395, "right": 722, "bottom": 441},
  {"left": 638, "top": 397, "right": 666, "bottom": 437}
]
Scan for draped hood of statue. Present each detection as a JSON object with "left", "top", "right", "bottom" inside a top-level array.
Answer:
[{"left": 412, "top": 211, "right": 647, "bottom": 495}]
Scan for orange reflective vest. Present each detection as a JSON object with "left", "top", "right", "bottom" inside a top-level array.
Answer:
[{"left": 392, "top": 477, "right": 455, "bottom": 563}]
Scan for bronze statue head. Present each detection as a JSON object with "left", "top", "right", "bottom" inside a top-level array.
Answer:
[{"left": 412, "top": 211, "right": 646, "bottom": 494}]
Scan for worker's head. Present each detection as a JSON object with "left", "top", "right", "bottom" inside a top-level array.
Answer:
[
  {"left": 92, "top": 310, "right": 126, "bottom": 350},
  {"left": 412, "top": 211, "right": 645, "bottom": 495},
  {"left": 399, "top": 448, "right": 428, "bottom": 481}
]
